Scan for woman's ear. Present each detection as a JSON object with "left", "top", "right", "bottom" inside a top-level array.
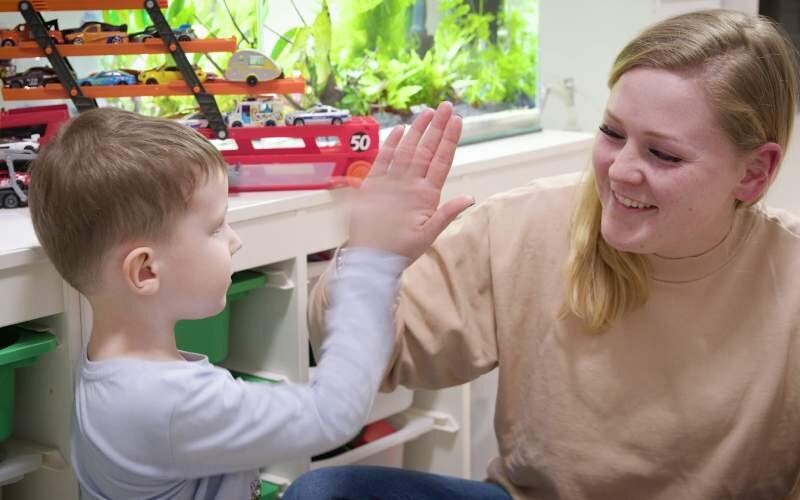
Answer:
[
  {"left": 734, "top": 142, "right": 782, "bottom": 202},
  {"left": 122, "top": 247, "right": 159, "bottom": 296}
]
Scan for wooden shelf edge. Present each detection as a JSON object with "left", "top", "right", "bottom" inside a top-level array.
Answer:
[
  {"left": 0, "top": 0, "right": 167, "bottom": 12},
  {"left": 1, "top": 78, "right": 306, "bottom": 100},
  {"left": 0, "top": 38, "right": 237, "bottom": 59}
]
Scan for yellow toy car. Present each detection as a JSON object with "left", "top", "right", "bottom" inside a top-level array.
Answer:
[{"left": 138, "top": 64, "right": 207, "bottom": 85}]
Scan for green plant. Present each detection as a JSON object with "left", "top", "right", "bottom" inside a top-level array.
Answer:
[
  {"left": 275, "top": 0, "right": 537, "bottom": 116},
  {"left": 101, "top": 0, "right": 265, "bottom": 116}
]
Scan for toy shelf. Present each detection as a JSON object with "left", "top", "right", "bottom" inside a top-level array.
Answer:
[
  {"left": 1, "top": 77, "right": 306, "bottom": 100},
  {"left": 0, "top": 446, "right": 40, "bottom": 490},
  {"left": 0, "top": 37, "right": 237, "bottom": 58},
  {"left": 310, "top": 413, "right": 438, "bottom": 470},
  {"left": 0, "top": 0, "right": 166, "bottom": 11}
]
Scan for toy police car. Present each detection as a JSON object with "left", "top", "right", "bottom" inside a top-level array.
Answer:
[{"left": 285, "top": 105, "right": 351, "bottom": 126}]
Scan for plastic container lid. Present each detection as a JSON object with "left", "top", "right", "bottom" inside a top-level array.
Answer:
[{"left": 0, "top": 326, "right": 57, "bottom": 369}]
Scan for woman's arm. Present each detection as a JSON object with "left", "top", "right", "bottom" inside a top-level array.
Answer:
[{"left": 309, "top": 199, "right": 499, "bottom": 392}]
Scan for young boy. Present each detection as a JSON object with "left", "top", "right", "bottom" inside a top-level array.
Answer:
[{"left": 28, "top": 104, "right": 470, "bottom": 499}]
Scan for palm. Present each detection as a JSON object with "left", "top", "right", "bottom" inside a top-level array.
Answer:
[{"left": 348, "top": 102, "right": 474, "bottom": 261}]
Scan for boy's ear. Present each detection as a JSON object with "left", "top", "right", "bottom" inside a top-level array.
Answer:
[
  {"left": 122, "top": 247, "right": 159, "bottom": 296},
  {"left": 734, "top": 142, "right": 782, "bottom": 202}
]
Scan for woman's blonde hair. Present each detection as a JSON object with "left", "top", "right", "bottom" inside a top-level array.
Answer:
[{"left": 563, "top": 9, "right": 799, "bottom": 331}]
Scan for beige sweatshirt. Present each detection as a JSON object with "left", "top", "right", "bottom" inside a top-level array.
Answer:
[{"left": 308, "top": 173, "right": 800, "bottom": 499}]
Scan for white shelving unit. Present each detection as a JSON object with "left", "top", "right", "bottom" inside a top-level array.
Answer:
[{"left": 0, "top": 129, "right": 592, "bottom": 499}]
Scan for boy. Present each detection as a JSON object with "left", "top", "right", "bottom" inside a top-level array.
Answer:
[{"left": 28, "top": 104, "right": 470, "bottom": 499}]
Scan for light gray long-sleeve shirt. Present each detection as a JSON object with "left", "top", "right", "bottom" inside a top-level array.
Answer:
[{"left": 71, "top": 248, "right": 405, "bottom": 500}]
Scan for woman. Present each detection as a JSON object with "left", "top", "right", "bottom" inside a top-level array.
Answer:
[{"left": 291, "top": 9, "right": 800, "bottom": 499}]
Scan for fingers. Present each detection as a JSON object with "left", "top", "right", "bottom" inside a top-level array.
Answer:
[
  {"left": 388, "top": 107, "right": 435, "bottom": 178},
  {"left": 425, "top": 114, "right": 463, "bottom": 189},
  {"left": 406, "top": 101, "right": 454, "bottom": 179},
  {"left": 424, "top": 195, "right": 475, "bottom": 241},
  {"left": 368, "top": 125, "right": 404, "bottom": 178}
]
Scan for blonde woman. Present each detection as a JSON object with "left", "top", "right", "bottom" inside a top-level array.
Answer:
[{"left": 292, "top": 9, "right": 800, "bottom": 500}]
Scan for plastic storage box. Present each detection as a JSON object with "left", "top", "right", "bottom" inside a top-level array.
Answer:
[
  {"left": 0, "top": 325, "right": 57, "bottom": 444},
  {"left": 260, "top": 480, "right": 280, "bottom": 500},
  {"left": 174, "top": 270, "right": 266, "bottom": 364}
]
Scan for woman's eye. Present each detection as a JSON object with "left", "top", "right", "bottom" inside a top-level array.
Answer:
[
  {"left": 599, "top": 124, "right": 624, "bottom": 139},
  {"left": 649, "top": 148, "right": 682, "bottom": 163}
]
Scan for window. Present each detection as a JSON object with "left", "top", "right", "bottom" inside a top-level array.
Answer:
[{"left": 264, "top": 0, "right": 539, "bottom": 143}]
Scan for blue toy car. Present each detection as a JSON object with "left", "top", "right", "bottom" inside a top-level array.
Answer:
[{"left": 77, "top": 70, "right": 138, "bottom": 86}]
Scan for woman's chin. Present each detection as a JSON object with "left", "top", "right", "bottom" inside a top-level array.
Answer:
[{"left": 600, "top": 230, "right": 651, "bottom": 254}]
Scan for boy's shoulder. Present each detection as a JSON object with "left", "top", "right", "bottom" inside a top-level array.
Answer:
[{"left": 75, "top": 354, "right": 227, "bottom": 425}]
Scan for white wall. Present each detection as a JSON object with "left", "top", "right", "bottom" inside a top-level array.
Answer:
[
  {"left": 538, "top": 0, "right": 757, "bottom": 132},
  {"left": 766, "top": 123, "right": 800, "bottom": 214}
]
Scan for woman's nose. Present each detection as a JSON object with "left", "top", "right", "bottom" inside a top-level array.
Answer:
[{"left": 608, "top": 142, "right": 645, "bottom": 185}]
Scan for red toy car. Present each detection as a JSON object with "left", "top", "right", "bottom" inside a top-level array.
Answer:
[{"left": 0, "top": 20, "right": 63, "bottom": 46}]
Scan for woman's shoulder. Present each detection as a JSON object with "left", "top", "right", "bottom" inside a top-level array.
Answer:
[
  {"left": 751, "top": 204, "right": 800, "bottom": 242},
  {"left": 466, "top": 172, "right": 581, "bottom": 247},
  {"left": 744, "top": 205, "right": 800, "bottom": 267},
  {"left": 482, "top": 171, "right": 584, "bottom": 215}
]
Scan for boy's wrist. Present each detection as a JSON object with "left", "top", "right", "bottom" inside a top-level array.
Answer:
[{"left": 335, "top": 246, "right": 408, "bottom": 276}]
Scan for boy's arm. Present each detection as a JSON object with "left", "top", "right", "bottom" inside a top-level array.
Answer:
[
  {"left": 309, "top": 198, "right": 499, "bottom": 392},
  {"left": 170, "top": 247, "right": 403, "bottom": 476},
  {"left": 170, "top": 102, "right": 473, "bottom": 475}
]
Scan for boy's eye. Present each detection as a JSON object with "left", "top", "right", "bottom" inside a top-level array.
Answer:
[
  {"left": 649, "top": 148, "right": 682, "bottom": 163},
  {"left": 599, "top": 124, "right": 624, "bottom": 139}
]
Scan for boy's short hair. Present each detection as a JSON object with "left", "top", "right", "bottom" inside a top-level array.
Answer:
[{"left": 29, "top": 107, "right": 227, "bottom": 295}]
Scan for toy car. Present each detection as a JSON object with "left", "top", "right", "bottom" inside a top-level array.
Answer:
[
  {"left": 0, "top": 135, "right": 39, "bottom": 152},
  {"left": 285, "top": 105, "right": 351, "bottom": 126},
  {"left": 77, "top": 69, "right": 138, "bottom": 86},
  {"left": 176, "top": 112, "right": 209, "bottom": 129},
  {"left": 129, "top": 23, "right": 197, "bottom": 43},
  {"left": 224, "top": 49, "right": 282, "bottom": 86},
  {"left": 0, "top": 20, "right": 63, "bottom": 46},
  {"left": 225, "top": 96, "right": 283, "bottom": 127},
  {"left": 138, "top": 64, "right": 207, "bottom": 85},
  {"left": 2, "top": 66, "right": 59, "bottom": 88},
  {"left": 63, "top": 21, "right": 127, "bottom": 44}
]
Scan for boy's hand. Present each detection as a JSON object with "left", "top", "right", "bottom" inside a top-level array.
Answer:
[{"left": 347, "top": 101, "right": 474, "bottom": 262}]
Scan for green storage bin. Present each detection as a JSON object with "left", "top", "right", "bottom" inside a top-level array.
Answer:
[
  {"left": 230, "top": 370, "right": 278, "bottom": 384},
  {"left": 260, "top": 480, "right": 280, "bottom": 500},
  {"left": 175, "top": 270, "right": 266, "bottom": 364},
  {"left": 0, "top": 325, "right": 57, "bottom": 444}
]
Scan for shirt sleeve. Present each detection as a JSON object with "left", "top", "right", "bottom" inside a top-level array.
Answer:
[
  {"left": 169, "top": 248, "right": 407, "bottom": 477},
  {"left": 308, "top": 203, "right": 499, "bottom": 393}
]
